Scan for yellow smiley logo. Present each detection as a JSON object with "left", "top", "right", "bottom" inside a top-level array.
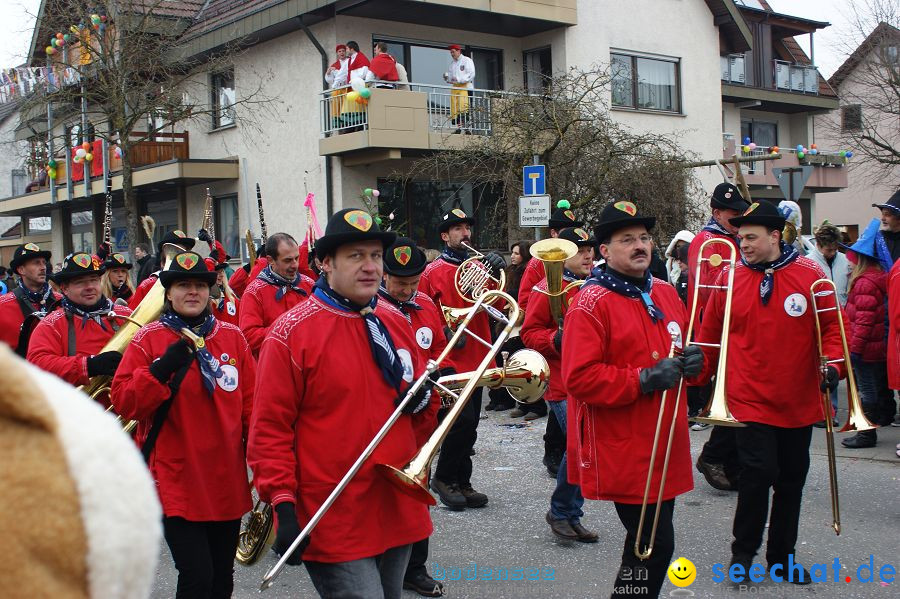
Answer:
[{"left": 667, "top": 557, "right": 696, "bottom": 588}]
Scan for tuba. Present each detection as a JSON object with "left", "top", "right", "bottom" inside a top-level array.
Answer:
[
  {"left": 236, "top": 497, "right": 274, "bottom": 565},
  {"left": 530, "top": 238, "right": 584, "bottom": 322}
]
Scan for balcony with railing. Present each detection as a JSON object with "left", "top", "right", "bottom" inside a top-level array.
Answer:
[
  {"left": 722, "top": 137, "right": 848, "bottom": 190},
  {"left": 720, "top": 54, "right": 837, "bottom": 112}
]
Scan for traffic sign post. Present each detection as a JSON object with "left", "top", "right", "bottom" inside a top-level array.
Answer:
[
  {"left": 773, "top": 166, "right": 814, "bottom": 202},
  {"left": 518, "top": 195, "right": 551, "bottom": 227},
  {"left": 522, "top": 165, "right": 546, "bottom": 196}
]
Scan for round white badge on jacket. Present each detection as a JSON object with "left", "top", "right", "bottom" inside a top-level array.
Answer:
[
  {"left": 217, "top": 364, "right": 239, "bottom": 392},
  {"left": 397, "top": 348, "right": 414, "bottom": 383},
  {"left": 416, "top": 326, "right": 433, "bottom": 349},
  {"left": 667, "top": 321, "right": 683, "bottom": 349},
  {"left": 784, "top": 293, "right": 808, "bottom": 317}
]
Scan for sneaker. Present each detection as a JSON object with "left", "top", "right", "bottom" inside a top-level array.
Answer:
[
  {"left": 403, "top": 572, "right": 445, "bottom": 597},
  {"left": 429, "top": 479, "right": 466, "bottom": 510},
  {"left": 690, "top": 421, "right": 710, "bottom": 431},
  {"left": 508, "top": 408, "right": 527, "bottom": 418},
  {"left": 696, "top": 455, "right": 734, "bottom": 491},
  {"left": 458, "top": 483, "right": 488, "bottom": 508},
  {"left": 545, "top": 511, "right": 578, "bottom": 541},
  {"left": 570, "top": 522, "right": 599, "bottom": 543}
]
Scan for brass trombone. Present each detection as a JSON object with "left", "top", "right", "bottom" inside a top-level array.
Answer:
[
  {"left": 435, "top": 348, "right": 548, "bottom": 407},
  {"left": 810, "top": 278, "right": 876, "bottom": 535},
  {"left": 260, "top": 289, "right": 519, "bottom": 590},
  {"left": 530, "top": 238, "right": 584, "bottom": 322}
]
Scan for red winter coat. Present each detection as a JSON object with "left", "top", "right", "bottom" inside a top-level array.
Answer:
[
  {"left": 562, "top": 279, "right": 692, "bottom": 503},
  {"left": 238, "top": 274, "right": 315, "bottom": 357},
  {"left": 128, "top": 273, "right": 158, "bottom": 310},
  {"left": 888, "top": 261, "right": 900, "bottom": 389},
  {"left": 520, "top": 280, "right": 580, "bottom": 401},
  {"left": 369, "top": 53, "right": 399, "bottom": 81},
  {"left": 517, "top": 258, "right": 546, "bottom": 312},
  {"left": 687, "top": 229, "right": 738, "bottom": 316},
  {"left": 211, "top": 292, "right": 240, "bottom": 327},
  {"left": 27, "top": 303, "right": 132, "bottom": 388},
  {"left": 248, "top": 295, "right": 432, "bottom": 563},
  {"left": 419, "top": 257, "right": 492, "bottom": 374},
  {"left": 696, "top": 257, "right": 845, "bottom": 428},
  {"left": 0, "top": 288, "right": 61, "bottom": 350},
  {"left": 111, "top": 320, "right": 255, "bottom": 521},
  {"left": 845, "top": 267, "right": 887, "bottom": 362}
]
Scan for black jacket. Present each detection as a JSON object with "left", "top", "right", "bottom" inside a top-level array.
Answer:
[{"left": 135, "top": 255, "right": 155, "bottom": 286}]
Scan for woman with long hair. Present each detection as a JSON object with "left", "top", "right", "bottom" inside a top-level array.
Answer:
[{"left": 101, "top": 253, "right": 136, "bottom": 303}]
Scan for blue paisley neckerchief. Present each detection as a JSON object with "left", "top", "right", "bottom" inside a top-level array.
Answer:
[
  {"left": 61, "top": 296, "right": 114, "bottom": 330},
  {"left": 440, "top": 246, "right": 469, "bottom": 265},
  {"left": 702, "top": 217, "right": 735, "bottom": 240},
  {"left": 378, "top": 284, "right": 422, "bottom": 316},
  {"left": 583, "top": 267, "right": 664, "bottom": 323},
  {"left": 258, "top": 266, "right": 307, "bottom": 301},
  {"left": 741, "top": 241, "right": 799, "bottom": 305},
  {"left": 159, "top": 310, "right": 222, "bottom": 396},
  {"left": 18, "top": 279, "right": 53, "bottom": 306}
]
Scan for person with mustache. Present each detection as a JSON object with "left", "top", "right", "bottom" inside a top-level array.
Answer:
[
  {"left": 418, "top": 208, "right": 505, "bottom": 511},
  {"left": 0, "top": 243, "right": 61, "bottom": 354},
  {"left": 563, "top": 201, "right": 701, "bottom": 598}
]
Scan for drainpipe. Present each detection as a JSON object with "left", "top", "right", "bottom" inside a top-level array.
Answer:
[{"left": 297, "top": 15, "right": 334, "bottom": 217}]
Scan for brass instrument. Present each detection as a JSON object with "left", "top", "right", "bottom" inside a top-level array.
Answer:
[
  {"left": 530, "top": 238, "right": 585, "bottom": 322},
  {"left": 260, "top": 289, "right": 519, "bottom": 590},
  {"left": 782, "top": 221, "right": 798, "bottom": 245},
  {"left": 236, "top": 494, "right": 274, "bottom": 565},
  {"left": 435, "top": 348, "right": 548, "bottom": 407},
  {"left": 454, "top": 242, "right": 506, "bottom": 304},
  {"left": 245, "top": 230, "right": 257, "bottom": 264},
  {"left": 810, "top": 278, "right": 876, "bottom": 535}
]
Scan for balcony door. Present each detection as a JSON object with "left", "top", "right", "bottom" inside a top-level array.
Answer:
[{"left": 373, "top": 37, "right": 503, "bottom": 90}]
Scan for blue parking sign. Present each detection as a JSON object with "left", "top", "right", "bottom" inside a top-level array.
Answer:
[{"left": 523, "top": 165, "right": 546, "bottom": 196}]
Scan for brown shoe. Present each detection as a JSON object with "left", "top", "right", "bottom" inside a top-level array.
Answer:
[
  {"left": 508, "top": 408, "right": 527, "bottom": 417},
  {"left": 570, "top": 522, "right": 599, "bottom": 543},
  {"left": 459, "top": 484, "right": 488, "bottom": 508},
  {"left": 696, "top": 455, "right": 733, "bottom": 491},
  {"left": 429, "top": 479, "right": 466, "bottom": 510},
  {"left": 545, "top": 511, "right": 577, "bottom": 541}
]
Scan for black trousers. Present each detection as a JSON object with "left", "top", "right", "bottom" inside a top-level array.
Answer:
[
  {"left": 700, "top": 425, "right": 741, "bottom": 480},
  {"left": 406, "top": 536, "right": 429, "bottom": 578},
  {"left": 612, "top": 500, "right": 675, "bottom": 599},
  {"left": 732, "top": 423, "right": 812, "bottom": 565},
  {"left": 544, "top": 408, "right": 565, "bottom": 454},
  {"left": 163, "top": 516, "right": 241, "bottom": 599},
  {"left": 434, "top": 389, "right": 482, "bottom": 485}
]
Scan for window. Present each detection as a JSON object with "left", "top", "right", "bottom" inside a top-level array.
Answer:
[
  {"left": 841, "top": 104, "right": 862, "bottom": 131},
  {"left": 214, "top": 194, "right": 240, "bottom": 261},
  {"left": 611, "top": 53, "right": 681, "bottom": 113},
  {"left": 11, "top": 168, "right": 27, "bottom": 196},
  {"left": 524, "top": 47, "right": 552, "bottom": 93},
  {"left": 211, "top": 69, "right": 235, "bottom": 129},
  {"left": 740, "top": 119, "right": 777, "bottom": 173},
  {"left": 71, "top": 210, "right": 94, "bottom": 254},
  {"left": 26, "top": 215, "right": 52, "bottom": 235},
  {"left": 372, "top": 38, "right": 503, "bottom": 90}
]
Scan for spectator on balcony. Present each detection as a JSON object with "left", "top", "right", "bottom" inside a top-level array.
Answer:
[
  {"left": 325, "top": 44, "right": 350, "bottom": 130},
  {"left": 341, "top": 41, "right": 371, "bottom": 129},
  {"left": 443, "top": 44, "right": 475, "bottom": 133},
  {"left": 345, "top": 41, "right": 370, "bottom": 81},
  {"left": 368, "top": 42, "right": 399, "bottom": 88}
]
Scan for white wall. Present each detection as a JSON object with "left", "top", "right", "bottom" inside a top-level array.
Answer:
[{"left": 0, "top": 113, "right": 26, "bottom": 235}]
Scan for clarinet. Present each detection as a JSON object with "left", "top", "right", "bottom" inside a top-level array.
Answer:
[{"left": 256, "top": 183, "right": 268, "bottom": 242}]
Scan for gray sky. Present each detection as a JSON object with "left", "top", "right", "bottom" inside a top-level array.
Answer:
[{"left": 0, "top": 0, "right": 866, "bottom": 77}]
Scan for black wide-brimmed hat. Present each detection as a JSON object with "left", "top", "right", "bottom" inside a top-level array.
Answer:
[
  {"left": 437, "top": 208, "right": 476, "bottom": 234},
  {"left": 872, "top": 188, "right": 900, "bottom": 213},
  {"left": 558, "top": 227, "right": 595, "bottom": 247},
  {"left": 204, "top": 257, "right": 228, "bottom": 272},
  {"left": 103, "top": 253, "right": 133, "bottom": 271},
  {"left": 53, "top": 252, "right": 105, "bottom": 283},
  {"left": 549, "top": 200, "right": 584, "bottom": 230},
  {"left": 594, "top": 201, "right": 656, "bottom": 242},
  {"left": 160, "top": 251, "right": 217, "bottom": 287},
  {"left": 383, "top": 237, "right": 428, "bottom": 277},
  {"left": 10, "top": 242, "right": 52, "bottom": 271},
  {"left": 158, "top": 229, "right": 196, "bottom": 252},
  {"left": 315, "top": 208, "right": 397, "bottom": 260},
  {"left": 710, "top": 182, "right": 750, "bottom": 212},
  {"left": 728, "top": 201, "right": 787, "bottom": 229}
]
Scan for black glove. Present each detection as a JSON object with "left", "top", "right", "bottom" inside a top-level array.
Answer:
[
  {"left": 87, "top": 350, "right": 122, "bottom": 377},
  {"left": 553, "top": 328, "right": 563, "bottom": 353},
  {"left": 681, "top": 345, "right": 704, "bottom": 378},
  {"left": 444, "top": 326, "right": 467, "bottom": 350},
  {"left": 399, "top": 377, "right": 434, "bottom": 415},
  {"left": 820, "top": 365, "right": 840, "bottom": 393},
  {"left": 638, "top": 358, "right": 683, "bottom": 394},
  {"left": 483, "top": 252, "right": 507, "bottom": 278},
  {"left": 273, "top": 503, "right": 307, "bottom": 566},
  {"left": 149, "top": 339, "right": 194, "bottom": 383},
  {"left": 197, "top": 229, "right": 212, "bottom": 243}
]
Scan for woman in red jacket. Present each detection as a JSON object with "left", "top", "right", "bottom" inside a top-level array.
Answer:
[
  {"left": 842, "top": 243, "right": 887, "bottom": 448},
  {"left": 112, "top": 251, "right": 255, "bottom": 598}
]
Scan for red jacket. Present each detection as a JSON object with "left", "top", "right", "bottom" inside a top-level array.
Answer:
[
  {"left": 419, "top": 256, "right": 492, "bottom": 374},
  {"left": 562, "top": 279, "right": 692, "bottom": 503},
  {"left": 128, "top": 273, "right": 158, "bottom": 310},
  {"left": 517, "top": 258, "right": 546, "bottom": 312},
  {"left": 520, "top": 280, "right": 580, "bottom": 401},
  {"left": 888, "top": 261, "right": 900, "bottom": 389},
  {"left": 696, "top": 257, "right": 845, "bottom": 428},
  {"left": 0, "top": 288, "right": 61, "bottom": 350},
  {"left": 845, "top": 267, "right": 887, "bottom": 362},
  {"left": 369, "top": 53, "right": 399, "bottom": 81},
  {"left": 238, "top": 274, "right": 315, "bottom": 357},
  {"left": 111, "top": 320, "right": 255, "bottom": 521},
  {"left": 27, "top": 303, "right": 132, "bottom": 388},
  {"left": 248, "top": 295, "right": 432, "bottom": 563},
  {"left": 687, "top": 229, "right": 738, "bottom": 316},
  {"left": 211, "top": 293, "right": 240, "bottom": 327},
  {"left": 229, "top": 267, "right": 250, "bottom": 297}
]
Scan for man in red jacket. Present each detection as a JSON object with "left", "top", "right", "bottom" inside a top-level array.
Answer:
[
  {"left": 563, "top": 201, "right": 701, "bottom": 598},
  {"left": 0, "top": 243, "right": 61, "bottom": 354},
  {"left": 418, "top": 208, "right": 505, "bottom": 510},
  {"left": 695, "top": 200, "right": 844, "bottom": 583},
  {"left": 112, "top": 250, "right": 254, "bottom": 597},
  {"left": 239, "top": 232, "right": 315, "bottom": 357},
  {"left": 521, "top": 227, "right": 599, "bottom": 545},
  {"left": 248, "top": 209, "right": 432, "bottom": 599},
  {"left": 369, "top": 42, "right": 399, "bottom": 86},
  {"left": 689, "top": 182, "right": 749, "bottom": 491},
  {"left": 128, "top": 230, "right": 195, "bottom": 310},
  {"left": 27, "top": 253, "right": 129, "bottom": 392},
  {"left": 379, "top": 236, "right": 449, "bottom": 598}
]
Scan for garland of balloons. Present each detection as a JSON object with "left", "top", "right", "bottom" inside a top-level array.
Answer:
[
  {"left": 45, "top": 14, "right": 108, "bottom": 56},
  {"left": 346, "top": 78, "right": 372, "bottom": 106},
  {"left": 740, "top": 136, "right": 853, "bottom": 162}
]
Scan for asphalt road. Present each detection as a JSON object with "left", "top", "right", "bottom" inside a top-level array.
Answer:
[{"left": 150, "top": 397, "right": 900, "bottom": 599}]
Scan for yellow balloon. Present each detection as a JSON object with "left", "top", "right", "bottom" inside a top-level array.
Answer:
[
  {"left": 667, "top": 557, "right": 697, "bottom": 588},
  {"left": 346, "top": 91, "right": 359, "bottom": 103}
]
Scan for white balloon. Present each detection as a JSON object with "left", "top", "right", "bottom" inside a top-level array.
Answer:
[
  {"left": 75, "top": 148, "right": 86, "bottom": 158},
  {"left": 350, "top": 77, "right": 365, "bottom": 93}
]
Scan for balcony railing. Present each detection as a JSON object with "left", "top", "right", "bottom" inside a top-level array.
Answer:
[
  {"left": 722, "top": 138, "right": 848, "bottom": 190},
  {"left": 721, "top": 56, "right": 821, "bottom": 95},
  {"left": 721, "top": 54, "right": 746, "bottom": 85}
]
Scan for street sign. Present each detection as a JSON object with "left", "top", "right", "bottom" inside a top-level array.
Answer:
[
  {"left": 772, "top": 166, "right": 814, "bottom": 201},
  {"left": 522, "top": 165, "right": 546, "bottom": 196},
  {"left": 519, "top": 195, "right": 551, "bottom": 227}
]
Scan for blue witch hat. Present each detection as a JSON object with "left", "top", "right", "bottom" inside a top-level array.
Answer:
[{"left": 841, "top": 218, "right": 892, "bottom": 270}]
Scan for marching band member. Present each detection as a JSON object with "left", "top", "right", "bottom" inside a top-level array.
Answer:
[
  {"left": 520, "top": 227, "right": 599, "bottom": 544},
  {"left": 239, "top": 233, "right": 315, "bottom": 358},
  {"left": 128, "top": 230, "right": 196, "bottom": 310},
  {"left": 419, "top": 209, "right": 505, "bottom": 510},
  {"left": 0, "top": 243, "right": 60, "bottom": 353},
  {"left": 563, "top": 201, "right": 700, "bottom": 598},
  {"left": 101, "top": 253, "right": 135, "bottom": 303},
  {"left": 248, "top": 209, "right": 432, "bottom": 599},
  {"left": 111, "top": 251, "right": 255, "bottom": 598},
  {"left": 689, "top": 182, "right": 749, "bottom": 490},
  {"left": 695, "top": 201, "right": 844, "bottom": 583},
  {"left": 206, "top": 258, "right": 240, "bottom": 326},
  {"left": 379, "top": 236, "right": 449, "bottom": 598},
  {"left": 228, "top": 245, "right": 267, "bottom": 298},
  {"left": 27, "top": 253, "right": 130, "bottom": 391}
]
